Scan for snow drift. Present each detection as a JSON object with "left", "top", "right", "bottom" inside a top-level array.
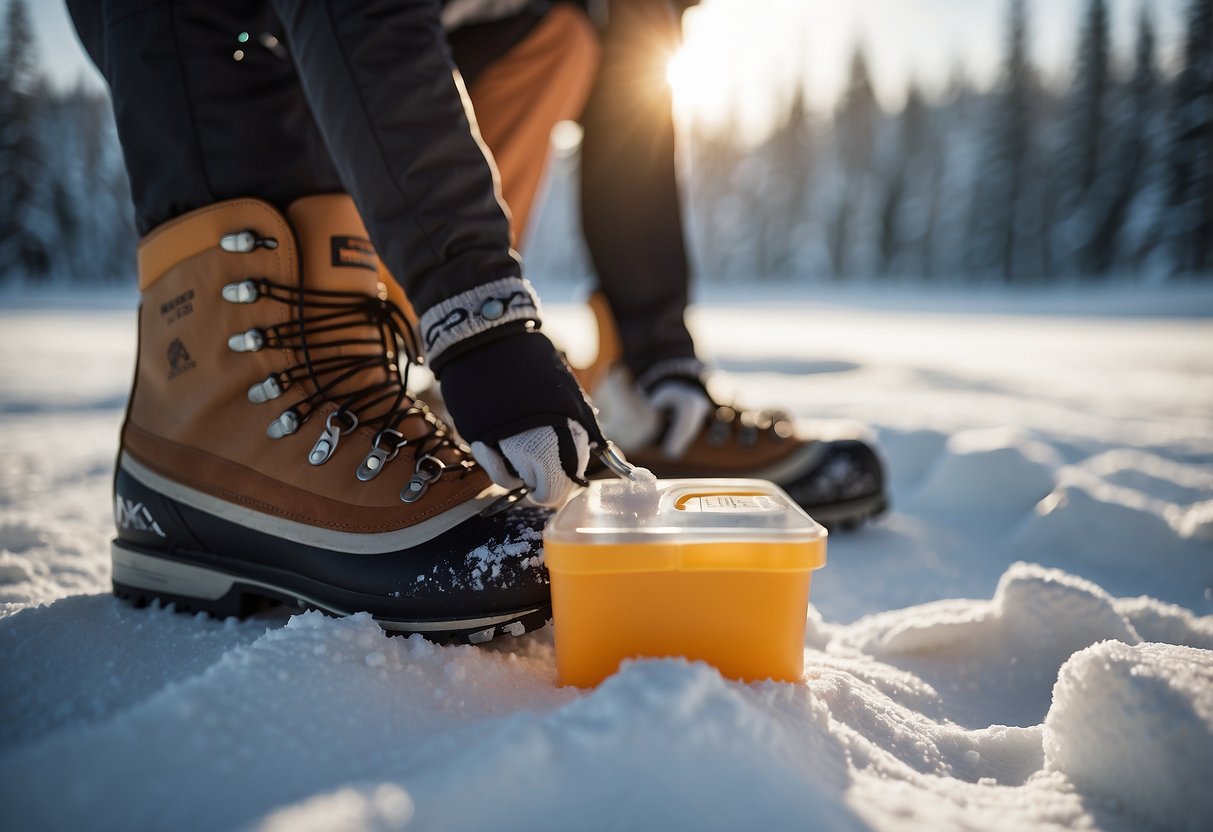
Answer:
[
  {"left": 1044, "top": 641, "right": 1213, "bottom": 832},
  {"left": 1, "top": 297, "right": 1211, "bottom": 830}
]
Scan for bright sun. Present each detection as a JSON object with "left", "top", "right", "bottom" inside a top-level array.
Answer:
[
  {"left": 665, "top": 44, "right": 722, "bottom": 126},
  {"left": 665, "top": 49, "right": 692, "bottom": 98},
  {"left": 660, "top": 0, "right": 836, "bottom": 146},
  {"left": 662, "top": 8, "right": 773, "bottom": 142}
]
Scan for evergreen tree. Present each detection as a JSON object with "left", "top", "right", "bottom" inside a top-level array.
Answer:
[
  {"left": 925, "top": 64, "right": 981, "bottom": 280},
  {"left": 837, "top": 47, "right": 878, "bottom": 176},
  {"left": 754, "top": 78, "right": 812, "bottom": 279},
  {"left": 878, "top": 83, "right": 940, "bottom": 277},
  {"left": 1059, "top": 0, "right": 1113, "bottom": 275},
  {"left": 1166, "top": 0, "right": 1213, "bottom": 275},
  {"left": 968, "top": 0, "right": 1040, "bottom": 282},
  {"left": 685, "top": 113, "right": 746, "bottom": 282},
  {"left": 826, "top": 45, "right": 880, "bottom": 277},
  {"left": 1072, "top": 0, "right": 1110, "bottom": 196},
  {"left": 1089, "top": 6, "right": 1162, "bottom": 273},
  {"left": 0, "top": 0, "right": 51, "bottom": 281}
]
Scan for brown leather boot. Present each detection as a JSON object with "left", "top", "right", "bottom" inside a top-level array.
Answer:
[
  {"left": 111, "top": 195, "right": 549, "bottom": 643},
  {"left": 579, "top": 294, "right": 889, "bottom": 529}
]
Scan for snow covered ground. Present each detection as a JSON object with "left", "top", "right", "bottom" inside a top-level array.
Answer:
[{"left": 1, "top": 287, "right": 1211, "bottom": 831}]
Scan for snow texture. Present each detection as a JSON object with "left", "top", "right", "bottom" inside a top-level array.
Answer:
[
  {"left": 1044, "top": 641, "right": 1213, "bottom": 831},
  {"left": 1, "top": 291, "right": 1211, "bottom": 831}
]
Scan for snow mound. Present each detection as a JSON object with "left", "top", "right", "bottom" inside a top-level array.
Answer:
[
  {"left": 1020, "top": 447, "right": 1213, "bottom": 554},
  {"left": 835, "top": 563, "right": 1142, "bottom": 727},
  {"left": 4, "top": 298, "right": 1213, "bottom": 831},
  {"left": 809, "top": 658, "right": 1045, "bottom": 786},
  {"left": 417, "top": 660, "right": 858, "bottom": 832},
  {"left": 842, "top": 562, "right": 1139, "bottom": 659},
  {"left": 1114, "top": 596, "right": 1213, "bottom": 651},
  {"left": 256, "top": 784, "right": 415, "bottom": 832},
  {"left": 0, "top": 551, "right": 34, "bottom": 584},
  {"left": 0, "top": 595, "right": 267, "bottom": 750},
  {"left": 914, "top": 428, "right": 1061, "bottom": 512},
  {"left": 1078, "top": 448, "right": 1213, "bottom": 507},
  {"left": 1009, "top": 449, "right": 1213, "bottom": 600},
  {"left": 1016, "top": 483, "right": 1188, "bottom": 566},
  {"left": 1173, "top": 499, "right": 1213, "bottom": 542},
  {"left": 0, "top": 611, "right": 571, "bottom": 830},
  {"left": 0, "top": 519, "right": 46, "bottom": 554},
  {"left": 1044, "top": 641, "right": 1213, "bottom": 831},
  {"left": 874, "top": 428, "right": 948, "bottom": 489}
]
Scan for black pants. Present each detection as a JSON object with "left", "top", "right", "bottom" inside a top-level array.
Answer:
[{"left": 69, "top": 0, "right": 696, "bottom": 379}]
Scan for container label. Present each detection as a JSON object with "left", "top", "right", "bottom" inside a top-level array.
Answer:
[{"left": 679, "top": 495, "right": 779, "bottom": 513}]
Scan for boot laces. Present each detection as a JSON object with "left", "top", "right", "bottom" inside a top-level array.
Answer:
[{"left": 220, "top": 258, "right": 474, "bottom": 504}]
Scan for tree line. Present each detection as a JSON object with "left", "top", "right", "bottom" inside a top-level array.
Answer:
[
  {"left": 1, "top": 0, "right": 1210, "bottom": 286},
  {"left": 679, "top": 0, "right": 1212, "bottom": 284},
  {"left": 0, "top": 0, "right": 134, "bottom": 285}
]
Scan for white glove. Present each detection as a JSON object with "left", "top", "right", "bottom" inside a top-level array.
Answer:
[
  {"left": 593, "top": 366, "right": 714, "bottom": 460},
  {"left": 648, "top": 379, "right": 714, "bottom": 459},
  {"left": 471, "top": 419, "right": 591, "bottom": 507}
]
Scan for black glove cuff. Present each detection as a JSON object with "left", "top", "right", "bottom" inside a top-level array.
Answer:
[
  {"left": 438, "top": 330, "right": 606, "bottom": 448},
  {"left": 419, "top": 276, "right": 541, "bottom": 369},
  {"left": 635, "top": 356, "right": 709, "bottom": 395}
]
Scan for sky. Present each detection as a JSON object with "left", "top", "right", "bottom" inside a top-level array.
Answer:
[{"left": 21, "top": 0, "right": 1190, "bottom": 144}]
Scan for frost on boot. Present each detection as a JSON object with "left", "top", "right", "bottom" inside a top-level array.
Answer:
[{"left": 111, "top": 195, "right": 549, "bottom": 643}]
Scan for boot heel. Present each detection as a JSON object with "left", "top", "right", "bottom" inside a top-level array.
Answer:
[{"left": 111, "top": 540, "right": 269, "bottom": 618}]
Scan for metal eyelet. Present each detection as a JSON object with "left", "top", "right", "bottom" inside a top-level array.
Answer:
[
  {"left": 400, "top": 454, "right": 445, "bottom": 503},
  {"left": 308, "top": 410, "right": 359, "bottom": 466},
  {"left": 220, "top": 231, "right": 279, "bottom": 253},
  {"left": 356, "top": 429, "right": 405, "bottom": 482},
  {"left": 267, "top": 409, "right": 300, "bottom": 439},
  {"left": 228, "top": 328, "right": 264, "bottom": 353},
  {"left": 221, "top": 280, "right": 260, "bottom": 304},
  {"left": 771, "top": 419, "right": 794, "bottom": 442},
  {"left": 247, "top": 374, "right": 284, "bottom": 403}
]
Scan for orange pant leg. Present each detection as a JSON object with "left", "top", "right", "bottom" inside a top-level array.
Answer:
[{"left": 467, "top": 5, "right": 600, "bottom": 250}]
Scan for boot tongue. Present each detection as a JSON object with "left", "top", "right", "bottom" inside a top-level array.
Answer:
[
  {"left": 285, "top": 195, "right": 466, "bottom": 469},
  {"left": 284, "top": 195, "right": 402, "bottom": 424},
  {"left": 286, "top": 195, "right": 384, "bottom": 296}
]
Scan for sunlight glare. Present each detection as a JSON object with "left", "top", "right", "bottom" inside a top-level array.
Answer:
[
  {"left": 665, "top": 49, "right": 691, "bottom": 98},
  {"left": 665, "top": 37, "right": 735, "bottom": 133},
  {"left": 665, "top": 2, "right": 802, "bottom": 145}
]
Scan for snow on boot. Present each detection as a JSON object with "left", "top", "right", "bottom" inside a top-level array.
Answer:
[
  {"left": 111, "top": 195, "right": 549, "bottom": 643},
  {"left": 580, "top": 293, "right": 888, "bottom": 529}
]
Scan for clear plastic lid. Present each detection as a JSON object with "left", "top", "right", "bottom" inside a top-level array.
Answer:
[{"left": 544, "top": 478, "right": 828, "bottom": 546}]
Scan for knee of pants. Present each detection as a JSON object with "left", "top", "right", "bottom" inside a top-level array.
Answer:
[{"left": 535, "top": 4, "right": 602, "bottom": 109}]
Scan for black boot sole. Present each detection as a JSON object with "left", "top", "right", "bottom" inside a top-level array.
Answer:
[
  {"left": 113, "top": 454, "right": 554, "bottom": 644},
  {"left": 111, "top": 539, "right": 551, "bottom": 644},
  {"left": 804, "top": 492, "right": 890, "bottom": 531}
]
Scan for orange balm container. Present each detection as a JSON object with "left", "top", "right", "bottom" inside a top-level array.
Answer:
[{"left": 544, "top": 478, "right": 827, "bottom": 687}]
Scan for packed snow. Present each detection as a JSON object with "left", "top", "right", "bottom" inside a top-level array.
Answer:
[{"left": 1, "top": 287, "right": 1211, "bottom": 831}]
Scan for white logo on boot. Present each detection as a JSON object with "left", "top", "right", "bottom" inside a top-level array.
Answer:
[{"left": 115, "top": 496, "right": 167, "bottom": 538}]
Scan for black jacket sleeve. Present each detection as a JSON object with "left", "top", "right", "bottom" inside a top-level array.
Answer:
[{"left": 272, "top": 0, "right": 522, "bottom": 316}]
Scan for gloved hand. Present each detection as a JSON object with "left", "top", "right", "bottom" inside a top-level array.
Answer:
[
  {"left": 437, "top": 329, "right": 606, "bottom": 507},
  {"left": 641, "top": 373, "right": 714, "bottom": 460}
]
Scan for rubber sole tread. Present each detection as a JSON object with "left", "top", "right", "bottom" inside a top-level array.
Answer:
[{"left": 112, "top": 580, "right": 551, "bottom": 646}]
